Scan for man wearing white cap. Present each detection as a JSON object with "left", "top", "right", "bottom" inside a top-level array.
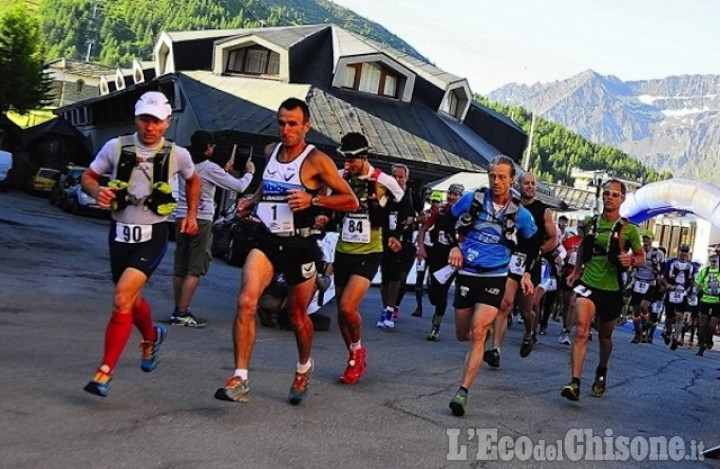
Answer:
[{"left": 81, "top": 90, "right": 200, "bottom": 397}]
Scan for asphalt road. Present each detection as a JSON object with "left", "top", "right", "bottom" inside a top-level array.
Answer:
[{"left": 1, "top": 190, "right": 719, "bottom": 469}]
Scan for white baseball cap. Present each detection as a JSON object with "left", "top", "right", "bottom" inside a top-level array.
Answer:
[{"left": 135, "top": 91, "right": 172, "bottom": 120}]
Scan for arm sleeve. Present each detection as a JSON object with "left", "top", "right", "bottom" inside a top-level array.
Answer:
[
  {"left": 207, "top": 163, "right": 253, "bottom": 193},
  {"left": 378, "top": 172, "right": 405, "bottom": 201}
]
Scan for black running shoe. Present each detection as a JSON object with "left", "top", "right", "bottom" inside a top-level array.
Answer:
[
  {"left": 591, "top": 375, "right": 606, "bottom": 397},
  {"left": 561, "top": 382, "right": 580, "bottom": 401},
  {"left": 520, "top": 333, "right": 534, "bottom": 358},
  {"left": 483, "top": 348, "right": 500, "bottom": 368}
]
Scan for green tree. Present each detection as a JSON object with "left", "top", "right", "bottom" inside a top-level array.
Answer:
[{"left": 0, "top": 3, "right": 51, "bottom": 113}]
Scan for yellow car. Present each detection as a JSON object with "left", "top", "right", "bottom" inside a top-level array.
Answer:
[{"left": 30, "top": 168, "right": 61, "bottom": 195}]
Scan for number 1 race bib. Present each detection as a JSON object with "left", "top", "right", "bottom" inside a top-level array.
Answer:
[
  {"left": 341, "top": 213, "right": 371, "bottom": 243},
  {"left": 257, "top": 199, "right": 294, "bottom": 234},
  {"left": 115, "top": 222, "right": 152, "bottom": 243}
]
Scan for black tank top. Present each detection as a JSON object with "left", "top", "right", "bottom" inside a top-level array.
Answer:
[{"left": 524, "top": 199, "right": 548, "bottom": 243}]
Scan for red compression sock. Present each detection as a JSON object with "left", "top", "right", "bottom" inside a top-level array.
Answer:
[{"left": 101, "top": 312, "right": 133, "bottom": 371}]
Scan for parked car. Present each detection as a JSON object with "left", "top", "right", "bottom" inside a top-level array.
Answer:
[
  {"left": 62, "top": 174, "right": 111, "bottom": 217},
  {"left": 29, "top": 168, "right": 61, "bottom": 196},
  {"left": 0, "top": 150, "right": 13, "bottom": 191},
  {"left": 50, "top": 164, "right": 87, "bottom": 207}
]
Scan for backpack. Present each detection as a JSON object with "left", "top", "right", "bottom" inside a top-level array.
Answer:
[
  {"left": 456, "top": 188, "right": 519, "bottom": 249},
  {"left": 110, "top": 135, "right": 176, "bottom": 215},
  {"left": 342, "top": 167, "right": 386, "bottom": 228},
  {"left": 580, "top": 215, "right": 631, "bottom": 272}
]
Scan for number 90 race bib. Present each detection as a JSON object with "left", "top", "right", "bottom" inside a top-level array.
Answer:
[{"left": 115, "top": 222, "right": 152, "bottom": 243}]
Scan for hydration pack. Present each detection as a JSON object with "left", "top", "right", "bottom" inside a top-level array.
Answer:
[
  {"left": 343, "top": 167, "right": 386, "bottom": 228},
  {"left": 456, "top": 188, "right": 519, "bottom": 249},
  {"left": 110, "top": 135, "right": 176, "bottom": 215},
  {"left": 580, "top": 215, "right": 631, "bottom": 272}
]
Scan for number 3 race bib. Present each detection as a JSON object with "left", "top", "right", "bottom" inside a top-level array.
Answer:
[
  {"left": 115, "top": 222, "right": 152, "bottom": 243},
  {"left": 509, "top": 252, "right": 527, "bottom": 276}
]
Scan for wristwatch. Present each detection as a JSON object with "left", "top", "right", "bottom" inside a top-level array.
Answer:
[{"left": 311, "top": 196, "right": 320, "bottom": 207}]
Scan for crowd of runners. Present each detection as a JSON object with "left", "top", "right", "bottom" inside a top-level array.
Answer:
[{"left": 80, "top": 92, "right": 718, "bottom": 418}]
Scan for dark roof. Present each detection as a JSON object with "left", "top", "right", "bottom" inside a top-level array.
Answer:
[
  {"left": 23, "top": 117, "right": 87, "bottom": 144},
  {"left": 178, "top": 72, "right": 485, "bottom": 173}
]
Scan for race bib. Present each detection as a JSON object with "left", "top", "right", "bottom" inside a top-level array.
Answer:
[
  {"left": 437, "top": 230, "right": 449, "bottom": 245},
  {"left": 668, "top": 290, "right": 685, "bottom": 304},
  {"left": 574, "top": 284, "right": 592, "bottom": 298},
  {"left": 651, "top": 301, "right": 664, "bottom": 314},
  {"left": 388, "top": 212, "right": 398, "bottom": 231},
  {"left": 341, "top": 213, "right": 371, "bottom": 244},
  {"left": 115, "top": 223, "right": 152, "bottom": 244},
  {"left": 509, "top": 252, "right": 527, "bottom": 276},
  {"left": 633, "top": 281, "right": 650, "bottom": 294},
  {"left": 687, "top": 296, "right": 699, "bottom": 306},
  {"left": 257, "top": 200, "right": 294, "bottom": 234},
  {"left": 545, "top": 277, "right": 557, "bottom": 292},
  {"left": 709, "top": 277, "right": 720, "bottom": 296},
  {"left": 568, "top": 251, "right": 577, "bottom": 266}
]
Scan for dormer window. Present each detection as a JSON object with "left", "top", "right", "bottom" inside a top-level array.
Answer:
[
  {"left": 440, "top": 81, "right": 472, "bottom": 120},
  {"left": 342, "top": 62, "right": 400, "bottom": 98},
  {"left": 227, "top": 46, "right": 280, "bottom": 75}
]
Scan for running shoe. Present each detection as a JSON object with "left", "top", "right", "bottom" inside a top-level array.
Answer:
[
  {"left": 591, "top": 374, "right": 606, "bottom": 397},
  {"left": 670, "top": 338, "right": 678, "bottom": 351},
  {"left": 483, "top": 348, "right": 500, "bottom": 368},
  {"left": 214, "top": 376, "right": 250, "bottom": 402},
  {"left": 140, "top": 324, "right": 167, "bottom": 372},
  {"left": 411, "top": 308, "right": 423, "bottom": 318},
  {"left": 520, "top": 332, "right": 534, "bottom": 358},
  {"left": 288, "top": 359, "right": 314, "bottom": 405},
  {"left": 376, "top": 311, "right": 394, "bottom": 329},
  {"left": 561, "top": 382, "right": 580, "bottom": 401},
  {"left": 662, "top": 331, "right": 670, "bottom": 345},
  {"left": 339, "top": 347, "right": 367, "bottom": 384},
  {"left": 449, "top": 389, "right": 468, "bottom": 417},
  {"left": 170, "top": 311, "right": 207, "bottom": 327},
  {"left": 560, "top": 333, "right": 572, "bottom": 345},
  {"left": 391, "top": 307, "right": 399, "bottom": 322},
  {"left": 539, "top": 327, "right": 547, "bottom": 336},
  {"left": 631, "top": 332, "right": 641, "bottom": 344},
  {"left": 427, "top": 326, "right": 440, "bottom": 342},
  {"left": 83, "top": 369, "right": 112, "bottom": 397}
]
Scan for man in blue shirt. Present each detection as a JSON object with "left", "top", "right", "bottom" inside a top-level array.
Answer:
[{"left": 447, "top": 155, "right": 538, "bottom": 416}]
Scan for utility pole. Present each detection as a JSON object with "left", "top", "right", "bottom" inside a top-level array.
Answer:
[
  {"left": 522, "top": 112, "right": 536, "bottom": 171},
  {"left": 85, "top": 1, "right": 103, "bottom": 62}
]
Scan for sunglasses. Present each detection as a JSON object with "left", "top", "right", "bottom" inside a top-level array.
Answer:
[
  {"left": 337, "top": 146, "right": 369, "bottom": 158},
  {"left": 602, "top": 189, "right": 623, "bottom": 198}
]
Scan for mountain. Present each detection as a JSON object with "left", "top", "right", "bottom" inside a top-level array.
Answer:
[{"left": 488, "top": 71, "right": 720, "bottom": 184}]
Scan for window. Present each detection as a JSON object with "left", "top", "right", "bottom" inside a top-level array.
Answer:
[
  {"left": 226, "top": 46, "right": 280, "bottom": 75},
  {"left": 342, "top": 62, "right": 400, "bottom": 98}
]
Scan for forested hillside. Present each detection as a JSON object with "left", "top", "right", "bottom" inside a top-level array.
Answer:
[
  {"left": 34, "top": 0, "right": 425, "bottom": 67},
  {"left": 477, "top": 97, "right": 671, "bottom": 185}
]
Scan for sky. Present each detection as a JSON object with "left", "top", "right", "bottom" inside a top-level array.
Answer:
[{"left": 329, "top": 0, "right": 720, "bottom": 94}]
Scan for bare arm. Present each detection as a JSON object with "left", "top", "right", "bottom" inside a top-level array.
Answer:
[
  {"left": 540, "top": 208, "right": 558, "bottom": 254},
  {"left": 81, "top": 169, "right": 114, "bottom": 209},
  {"left": 289, "top": 151, "right": 359, "bottom": 212}
]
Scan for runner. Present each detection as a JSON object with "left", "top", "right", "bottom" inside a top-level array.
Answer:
[{"left": 560, "top": 179, "right": 643, "bottom": 401}]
